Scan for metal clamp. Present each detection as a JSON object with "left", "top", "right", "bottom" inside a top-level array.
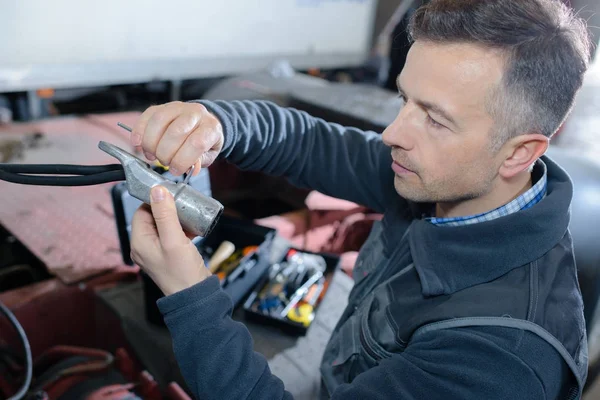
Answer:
[{"left": 99, "top": 127, "right": 223, "bottom": 238}]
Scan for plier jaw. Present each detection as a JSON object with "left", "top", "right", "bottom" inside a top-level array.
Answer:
[{"left": 99, "top": 140, "right": 223, "bottom": 238}]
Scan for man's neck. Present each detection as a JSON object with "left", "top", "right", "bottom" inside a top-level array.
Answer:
[{"left": 435, "top": 171, "right": 533, "bottom": 219}]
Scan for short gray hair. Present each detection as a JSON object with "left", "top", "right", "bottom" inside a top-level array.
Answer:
[{"left": 408, "top": 0, "right": 593, "bottom": 149}]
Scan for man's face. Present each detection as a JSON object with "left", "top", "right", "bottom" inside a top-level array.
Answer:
[{"left": 382, "top": 40, "right": 506, "bottom": 204}]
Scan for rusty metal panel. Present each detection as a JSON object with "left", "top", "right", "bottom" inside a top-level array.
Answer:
[{"left": 0, "top": 112, "right": 141, "bottom": 283}]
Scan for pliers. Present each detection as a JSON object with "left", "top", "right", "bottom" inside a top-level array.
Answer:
[{"left": 0, "top": 123, "right": 223, "bottom": 238}]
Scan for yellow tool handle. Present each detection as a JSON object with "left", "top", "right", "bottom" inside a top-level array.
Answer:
[
  {"left": 208, "top": 241, "right": 235, "bottom": 273},
  {"left": 287, "top": 303, "right": 314, "bottom": 327}
]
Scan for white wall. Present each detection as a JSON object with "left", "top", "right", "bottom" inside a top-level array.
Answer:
[{"left": 0, "top": 0, "right": 377, "bottom": 91}]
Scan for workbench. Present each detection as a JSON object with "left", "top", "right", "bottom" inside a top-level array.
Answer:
[{"left": 0, "top": 112, "right": 140, "bottom": 283}]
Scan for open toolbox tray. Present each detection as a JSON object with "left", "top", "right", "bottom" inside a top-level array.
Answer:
[
  {"left": 142, "top": 214, "right": 276, "bottom": 326},
  {"left": 243, "top": 247, "right": 340, "bottom": 335},
  {"left": 198, "top": 215, "right": 276, "bottom": 306}
]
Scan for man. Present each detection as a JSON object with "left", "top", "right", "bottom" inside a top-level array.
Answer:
[{"left": 128, "top": 0, "right": 592, "bottom": 398}]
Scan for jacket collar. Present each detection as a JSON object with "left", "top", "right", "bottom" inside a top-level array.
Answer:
[{"left": 401, "top": 156, "right": 572, "bottom": 297}]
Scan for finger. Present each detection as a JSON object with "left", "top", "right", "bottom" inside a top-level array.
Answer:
[
  {"left": 200, "top": 149, "right": 220, "bottom": 168},
  {"left": 130, "top": 205, "right": 160, "bottom": 265},
  {"left": 155, "top": 113, "right": 202, "bottom": 175},
  {"left": 149, "top": 185, "right": 188, "bottom": 249},
  {"left": 132, "top": 105, "right": 159, "bottom": 148},
  {"left": 170, "top": 118, "right": 222, "bottom": 175},
  {"left": 141, "top": 102, "right": 183, "bottom": 162},
  {"left": 131, "top": 204, "right": 159, "bottom": 239}
]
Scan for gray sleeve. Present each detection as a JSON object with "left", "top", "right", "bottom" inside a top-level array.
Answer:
[{"left": 194, "top": 99, "right": 398, "bottom": 213}]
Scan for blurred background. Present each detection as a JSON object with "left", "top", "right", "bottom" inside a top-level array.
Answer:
[{"left": 0, "top": 1, "right": 598, "bottom": 399}]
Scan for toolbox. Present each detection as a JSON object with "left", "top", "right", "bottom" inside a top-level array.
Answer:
[
  {"left": 141, "top": 214, "right": 276, "bottom": 326},
  {"left": 109, "top": 167, "right": 338, "bottom": 333},
  {"left": 243, "top": 247, "right": 340, "bottom": 335},
  {"left": 109, "top": 170, "right": 276, "bottom": 327},
  {"left": 196, "top": 215, "right": 276, "bottom": 306}
]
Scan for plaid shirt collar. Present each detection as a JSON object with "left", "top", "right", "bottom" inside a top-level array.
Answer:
[{"left": 428, "top": 159, "right": 547, "bottom": 227}]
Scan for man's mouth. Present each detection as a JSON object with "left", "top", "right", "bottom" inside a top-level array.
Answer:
[{"left": 391, "top": 159, "right": 415, "bottom": 175}]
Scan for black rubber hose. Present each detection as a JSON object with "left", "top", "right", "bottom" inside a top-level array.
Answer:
[
  {"left": 0, "top": 299, "right": 32, "bottom": 400},
  {"left": 0, "top": 169, "right": 125, "bottom": 186},
  {"left": 0, "top": 164, "right": 123, "bottom": 175}
]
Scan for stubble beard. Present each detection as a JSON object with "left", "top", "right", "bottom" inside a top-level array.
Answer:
[{"left": 393, "top": 173, "right": 493, "bottom": 205}]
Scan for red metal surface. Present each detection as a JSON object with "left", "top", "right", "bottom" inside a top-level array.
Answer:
[
  {"left": 0, "top": 272, "right": 176, "bottom": 399},
  {"left": 2, "top": 343, "right": 178, "bottom": 400},
  {"left": 34, "top": 345, "right": 114, "bottom": 376},
  {"left": 36, "top": 345, "right": 153, "bottom": 400},
  {"left": 0, "top": 112, "right": 141, "bottom": 283},
  {"left": 0, "top": 271, "right": 139, "bottom": 363},
  {"left": 46, "top": 375, "right": 93, "bottom": 399}
]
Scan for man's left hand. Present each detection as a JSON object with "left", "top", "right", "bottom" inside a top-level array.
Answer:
[{"left": 130, "top": 185, "right": 211, "bottom": 296}]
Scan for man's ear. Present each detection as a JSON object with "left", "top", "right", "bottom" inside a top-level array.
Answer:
[{"left": 499, "top": 134, "right": 549, "bottom": 178}]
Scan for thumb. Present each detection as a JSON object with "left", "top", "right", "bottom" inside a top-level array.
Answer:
[{"left": 150, "top": 185, "right": 188, "bottom": 248}]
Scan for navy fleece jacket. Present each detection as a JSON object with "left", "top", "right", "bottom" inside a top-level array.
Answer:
[{"left": 156, "top": 100, "right": 572, "bottom": 399}]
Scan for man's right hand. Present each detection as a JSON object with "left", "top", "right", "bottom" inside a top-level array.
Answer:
[{"left": 131, "top": 101, "right": 224, "bottom": 176}]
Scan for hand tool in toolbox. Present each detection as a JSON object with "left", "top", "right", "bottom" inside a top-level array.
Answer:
[
  {"left": 198, "top": 242, "right": 262, "bottom": 284},
  {"left": 286, "top": 277, "right": 328, "bottom": 327},
  {"left": 208, "top": 241, "right": 236, "bottom": 272},
  {"left": 247, "top": 249, "right": 329, "bottom": 324},
  {"left": 217, "top": 245, "right": 259, "bottom": 279},
  {"left": 0, "top": 123, "right": 224, "bottom": 238}
]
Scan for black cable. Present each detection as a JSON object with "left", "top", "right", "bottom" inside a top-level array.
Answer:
[
  {"left": 0, "top": 299, "right": 32, "bottom": 400},
  {"left": 0, "top": 169, "right": 125, "bottom": 186},
  {"left": 0, "top": 164, "right": 123, "bottom": 175}
]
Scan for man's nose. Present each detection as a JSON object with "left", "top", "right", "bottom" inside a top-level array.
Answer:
[{"left": 382, "top": 103, "right": 414, "bottom": 150}]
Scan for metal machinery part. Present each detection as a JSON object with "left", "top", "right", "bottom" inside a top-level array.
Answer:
[{"left": 98, "top": 140, "right": 223, "bottom": 239}]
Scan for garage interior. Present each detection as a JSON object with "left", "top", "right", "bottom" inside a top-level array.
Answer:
[{"left": 0, "top": 1, "right": 599, "bottom": 399}]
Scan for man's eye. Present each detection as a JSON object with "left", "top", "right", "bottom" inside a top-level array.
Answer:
[
  {"left": 426, "top": 115, "right": 444, "bottom": 129},
  {"left": 397, "top": 93, "right": 407, "bottom": 103}
]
